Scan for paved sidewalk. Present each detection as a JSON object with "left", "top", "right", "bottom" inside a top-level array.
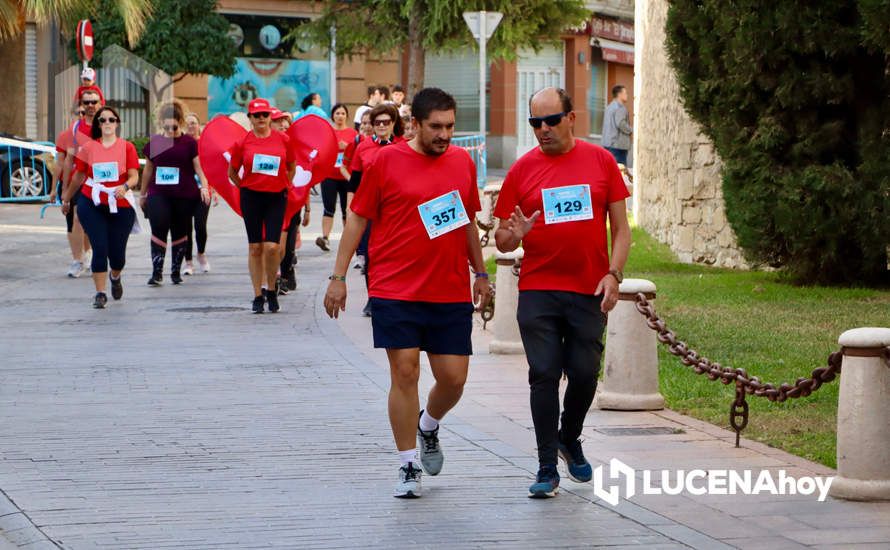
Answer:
[{"left": 1, "top": 200, "right": 888, "bottom": 549}]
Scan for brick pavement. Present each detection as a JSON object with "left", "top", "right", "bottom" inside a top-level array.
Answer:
[{"left": 0, "top": 200, "right": 888, "bottom": 549}]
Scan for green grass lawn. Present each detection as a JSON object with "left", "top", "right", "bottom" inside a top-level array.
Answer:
[{"left": 625, "top": 227, "right": 890, "bottom": 467}]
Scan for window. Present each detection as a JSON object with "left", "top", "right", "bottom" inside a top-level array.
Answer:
[{"left": 587, "top": 47, "right": 607, "bottom": 137}]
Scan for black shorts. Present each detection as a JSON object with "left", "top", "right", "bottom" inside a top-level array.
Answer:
[
  {"left": 370, "top": 298, "right": 474, "bottom": 355},
  {"left": 239, "top": 187, "right": 287, "bottom": 244}
]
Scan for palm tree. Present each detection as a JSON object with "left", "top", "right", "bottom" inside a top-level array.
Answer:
[{"left": 0, "top": 0, "right": 153, "bottom": 45}]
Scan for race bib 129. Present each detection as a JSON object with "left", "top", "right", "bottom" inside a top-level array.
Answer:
[
  {"left": 418, "top": 190, "right": 470, "bottom": 239},
  {"left": 542, "top": 184, "right": 593, "bottom": 224},
  {"left": 252, "top": 153, "right": 281, "bottom": 176},
  {"left": 155, "top": 166, "right": 180, "bottom": 185},
  {"left": 93, "top": 161, "right": 120, "bottom": 183}
]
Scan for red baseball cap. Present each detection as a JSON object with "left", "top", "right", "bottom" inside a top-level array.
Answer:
[
  {"left": 270, "top": 109, "right": 291, "bottom": 121},
  {"left": 248, "top": 98, "right": 272, "bottom": 114}
]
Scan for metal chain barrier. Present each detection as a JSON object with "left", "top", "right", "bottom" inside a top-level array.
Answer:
[{"left": 632, "top": 292, "right": 852, "bottom": 447}]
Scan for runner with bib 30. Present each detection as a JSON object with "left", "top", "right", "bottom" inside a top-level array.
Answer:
[{"left": 324, "top": 88, "right": 492, "bottom": 499}]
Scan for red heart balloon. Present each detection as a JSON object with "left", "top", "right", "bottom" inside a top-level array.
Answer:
[
  {"left": 286, "top": 114, "right": 338, "bottom": 193},
  {"left": 198, "top": 116, "right": 247, "bottom": 215}
]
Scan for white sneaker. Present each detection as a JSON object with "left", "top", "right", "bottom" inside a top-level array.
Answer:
[
  {"left": 353, "top": 255, "right": 365, "bottom": 270},
  {"left": 67, "top": 261, "right": 84, "bottom": 278},
  {"left": 183, "top": 261, "right": 194, "bottom": 276},
  {"left": 82, "top": 250, "right": 92, "bottom": 272},
  {"left": 197, "top": 254, "right": 210, "bottom": 273},
  {"left": 394, "top": 463, "right": 422, "bottom": 498}
]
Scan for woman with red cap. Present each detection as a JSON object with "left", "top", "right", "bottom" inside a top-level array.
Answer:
[{"left": 227, "top": 98, "right": 296, "bottom": 314}]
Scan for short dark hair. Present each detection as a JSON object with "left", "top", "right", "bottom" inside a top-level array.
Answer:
[
  {"left": 411, "top": 87, "right": 456, "bottom": 123},
  {"left": 368, "top": 103, "right": 403, "bottom": 137},
  {"left": 301, "top": 93, "right": 318, "bottom": 111},
  {"left": 91, "top": 106, "right": 122, "bottom": 139},
  {"left": 376, "top": 86, "right": 390, "bottom": 100},
  {"left": 367, "top": 85, "right": 378, "bottom": 98},
  {"left": 392, "top": 85, "right": 405, "bottom": 94},
  {"left": 528, "top": 87, "right": 573, "bottom": 113},
  {"left": 330, "top": 102, "right": 349, "bottom": 118},
  {"left": 612, "top": 84, "right": 626, "bottom": 98}
]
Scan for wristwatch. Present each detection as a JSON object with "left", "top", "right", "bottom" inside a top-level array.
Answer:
[{"left": 608, "top": 269, "right": 624, "bottom": 283}]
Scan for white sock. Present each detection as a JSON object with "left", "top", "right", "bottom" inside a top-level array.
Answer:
[
  {"left": 110, "top": 274, "right": 120, "bottom": 281},
  {"left": 419, "top": 410, "right": 440, "bottom": 432},
  {"left": 398, "top": 449, "right": 418, "bottom": 466}
]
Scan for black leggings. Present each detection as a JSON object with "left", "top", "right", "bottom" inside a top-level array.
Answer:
[
  {"left": 76, "top": 194, "right": 135, "bottom": 273},
  {"left": 321, "top": 178, "right": 348, "bottom": 219},
  {"left": 280, "top": 211, "right": 301, "bottom": 274},
  {"left": 240, "top": 187, "right": 287, "bottom": 244},
  {"left": 147, "top": 194, "right": 196, "bottom": 245},
  {"left": 186, "top": 199, "right": 210, "bottom": 260},
  {"left": 517, "top": 290, "right": 605, "bottom": 466}
]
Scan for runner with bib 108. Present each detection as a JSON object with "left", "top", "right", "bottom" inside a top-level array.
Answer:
[
  {"left": 494, "top": 86, "right": 631, "bottom": 499},
  {"left": 324, "top": 88, "right": 492, "bottom": 499}
]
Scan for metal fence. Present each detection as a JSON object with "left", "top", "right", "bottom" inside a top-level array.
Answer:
[
  {"left": 0, "top": 136, "right": 56, "bottom": 202},
  {"left": 452, "top": 135, "right": 487, "bottom": 188}
]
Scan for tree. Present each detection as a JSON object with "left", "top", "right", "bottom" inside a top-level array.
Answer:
[
  {"left": 665, "top": 1, "right": 890, "bottom": 285},
  {"left": 0, "top": 0, "right": 151, "bottom": 44},
  {"left": 296, "top": 0, "right": 589, "bottom": 97},
  {"left": 76, "top": 0, "right": 236, "bottom": 98}
]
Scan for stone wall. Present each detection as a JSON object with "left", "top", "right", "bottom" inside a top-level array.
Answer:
[{"left": 633, "top": 0, "right": 747, "bottom": 268}]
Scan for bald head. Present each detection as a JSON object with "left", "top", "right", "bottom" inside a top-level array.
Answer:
[{"left": 528, "top": 87, "right": 575, "bottom": 155}]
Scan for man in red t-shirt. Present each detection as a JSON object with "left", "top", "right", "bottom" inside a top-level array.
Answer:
[
  {"left": 324, "top": 88, "right": 492, "bottom": 499},
  {"left": 494, "top": 87, "right": 631, "bottom": 498}
]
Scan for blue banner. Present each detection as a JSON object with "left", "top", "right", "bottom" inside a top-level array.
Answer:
[{"left": 208, "top": 57, "right": 330, "bottom": 118}]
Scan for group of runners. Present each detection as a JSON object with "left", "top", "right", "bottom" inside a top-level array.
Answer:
[{"left": 51, "top": 78, "right": 631, "bottom": 499}]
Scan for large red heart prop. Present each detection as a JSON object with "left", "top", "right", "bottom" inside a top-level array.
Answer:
[{"left": 199, "top": 114, "right": 338, "bottom": 229}]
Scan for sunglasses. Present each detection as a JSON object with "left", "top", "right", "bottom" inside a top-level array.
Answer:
[
  {"left": 75, "top": 111, "right": 85, "bottom": 117},
  {"left": 528, "top": 112, "right": 567, "bottom": 129},
  {"left": 81, "top": 100, "right": 100, "bottom": 106},
  {"left": 163, "top": 124, "right": 179, "bottom": 132},
  {"left": 373, "top": 118, "right": 393, "bottom": 127},
  {"left": 98, "top": 117, "right": 119, "bottom": 124},
  {"left": 250, "top": 112, "right": 271, "bottom": 119}
]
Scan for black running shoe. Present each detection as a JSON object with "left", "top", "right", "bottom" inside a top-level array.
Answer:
[
  {"left": 252, "top": 295, "right": 264, "bottom": 314},
  {"left": 93, "top": 292, "right": 108, "bottom": 309},
  {"left": 276, "top": 277, "right": 288, "bottom": 296},
  {"left": 266, "top": 288, "right": 280, "bottom": 313},
  {"left": 147, "top": 273, "right": 162, "bottom": 286},
  {"left": 110, "top": 276, "right": 123, "bottom": 300},
  {"left": 285, "top": 267, "right": 297, "bottom": 291},
  {"left": 171, "top": 271, "right": 183, "bottom": 285}
]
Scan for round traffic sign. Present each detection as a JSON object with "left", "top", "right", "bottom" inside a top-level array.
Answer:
[{"left": 76, "top": 20, "right": 94, "bottom": 62}]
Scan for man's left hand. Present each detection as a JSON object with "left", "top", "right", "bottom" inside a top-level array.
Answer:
[
  {"left": 473, "top": 277, "right": 492, "bottom": 312},
  {"left": 595, "top": 273, "right": 620, "bottom": 313}
]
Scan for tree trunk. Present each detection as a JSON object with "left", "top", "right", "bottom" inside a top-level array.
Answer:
[{"left": 405, "top": 3, "right": 425, "bottom": 99}]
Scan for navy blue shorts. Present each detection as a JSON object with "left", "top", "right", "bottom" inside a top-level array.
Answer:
[{"left": 370, "top": 298, "right": 474, "bottom": 355}]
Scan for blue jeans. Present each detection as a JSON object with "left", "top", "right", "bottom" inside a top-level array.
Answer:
[{"left": 605, "top": 147, "right": 628, "bottom": 166}]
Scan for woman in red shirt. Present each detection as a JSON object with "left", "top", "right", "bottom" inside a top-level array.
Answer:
[
  {"left": 62, "top": 105, "right": 140, "bottom": 308},
  {"left": 227, "top": 98, "right": 296, "bottom": 314},
  {"left": 316, "top": 103, "right": 358, "bottom": 251}
]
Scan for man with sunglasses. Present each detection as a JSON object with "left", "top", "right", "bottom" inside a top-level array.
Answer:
[
  {"left": 494, "top": 87, "right": 631, "bottom": 498},
  {"left": 52, "top": 106, "right": 92, "bottom": 278}
]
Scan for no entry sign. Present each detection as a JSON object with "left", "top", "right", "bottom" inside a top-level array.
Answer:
[{"left": 76, "top": 20, "right": 94, "bottom": 62}]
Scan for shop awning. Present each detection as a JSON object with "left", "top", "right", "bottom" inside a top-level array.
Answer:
[{"left": 591, "top": 37, "right": 634, "bottom": 66}]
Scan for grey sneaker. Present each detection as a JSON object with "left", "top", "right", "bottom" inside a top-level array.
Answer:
[
  {"left": 417, "top": 411, "right": 444, "bottom": 475},
  {"left": 67, "top": 260, "right": 84, "bottom": 278},
  {"left": 394, "top": 462, "right": 422, "bottom": 498}
]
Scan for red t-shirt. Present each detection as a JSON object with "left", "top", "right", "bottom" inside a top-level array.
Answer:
[
  {"left": 351, "top": 141, "right": 481, "bottom": 303},
  {"left": 228, "top": 130, "right": 296, "bottom": 192},
  {"left": 75, "top": 139, "right": 140, "bottom": 208},
  {"left": 329, "top": 127, "right": 358, "bottom": 180},
  {"left": 494, "top": 140, "right": 630, "bottom": 294},
  {"left": 349, "top": 135, "right": 402, "bottom": 174}
]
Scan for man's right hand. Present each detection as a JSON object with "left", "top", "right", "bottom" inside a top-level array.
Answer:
[
  {"left": 507, "top": 206, "right": 541, "bottom": 240},
  {"left": 323, "top": 280, "right": 347, "bottom": 319}
]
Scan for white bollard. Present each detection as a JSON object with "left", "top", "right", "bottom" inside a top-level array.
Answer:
[
  {"left": 489, "top": 249, "right": 524, "bottom": 354},
  {"left": 594, "top": 278, "right": 665, "bottom": 411},
  {"left": 829, "top": 327, "right": 890, "bottom": 501}
]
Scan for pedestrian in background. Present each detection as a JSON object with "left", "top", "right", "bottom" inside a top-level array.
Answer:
[
  {"left": 316, "top": 102, "right": 357, "bottom": 251},
  {"left": 183, "top": 112, "right": 212, "bottom": 274},
  {"left": 601, "top": 84, "right": 633, "bottom": 166}
]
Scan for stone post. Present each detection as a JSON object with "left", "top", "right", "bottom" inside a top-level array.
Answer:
[
  {"left": 594, "top": 278, "right": 665, "bottom": 410},
  {"left": 829, "top": 327, "right": 890, "bottom": 501},
  {"left": 489, "top": 249, "right": 524, "bottom": 355}
]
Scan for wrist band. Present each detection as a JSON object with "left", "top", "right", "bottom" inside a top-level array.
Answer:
[
  {"left": 474, "top": 272, "right": 489, "bottom": 279},
  {"left": 328, "top": 274, "right": 346, "bottom": 282}
]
